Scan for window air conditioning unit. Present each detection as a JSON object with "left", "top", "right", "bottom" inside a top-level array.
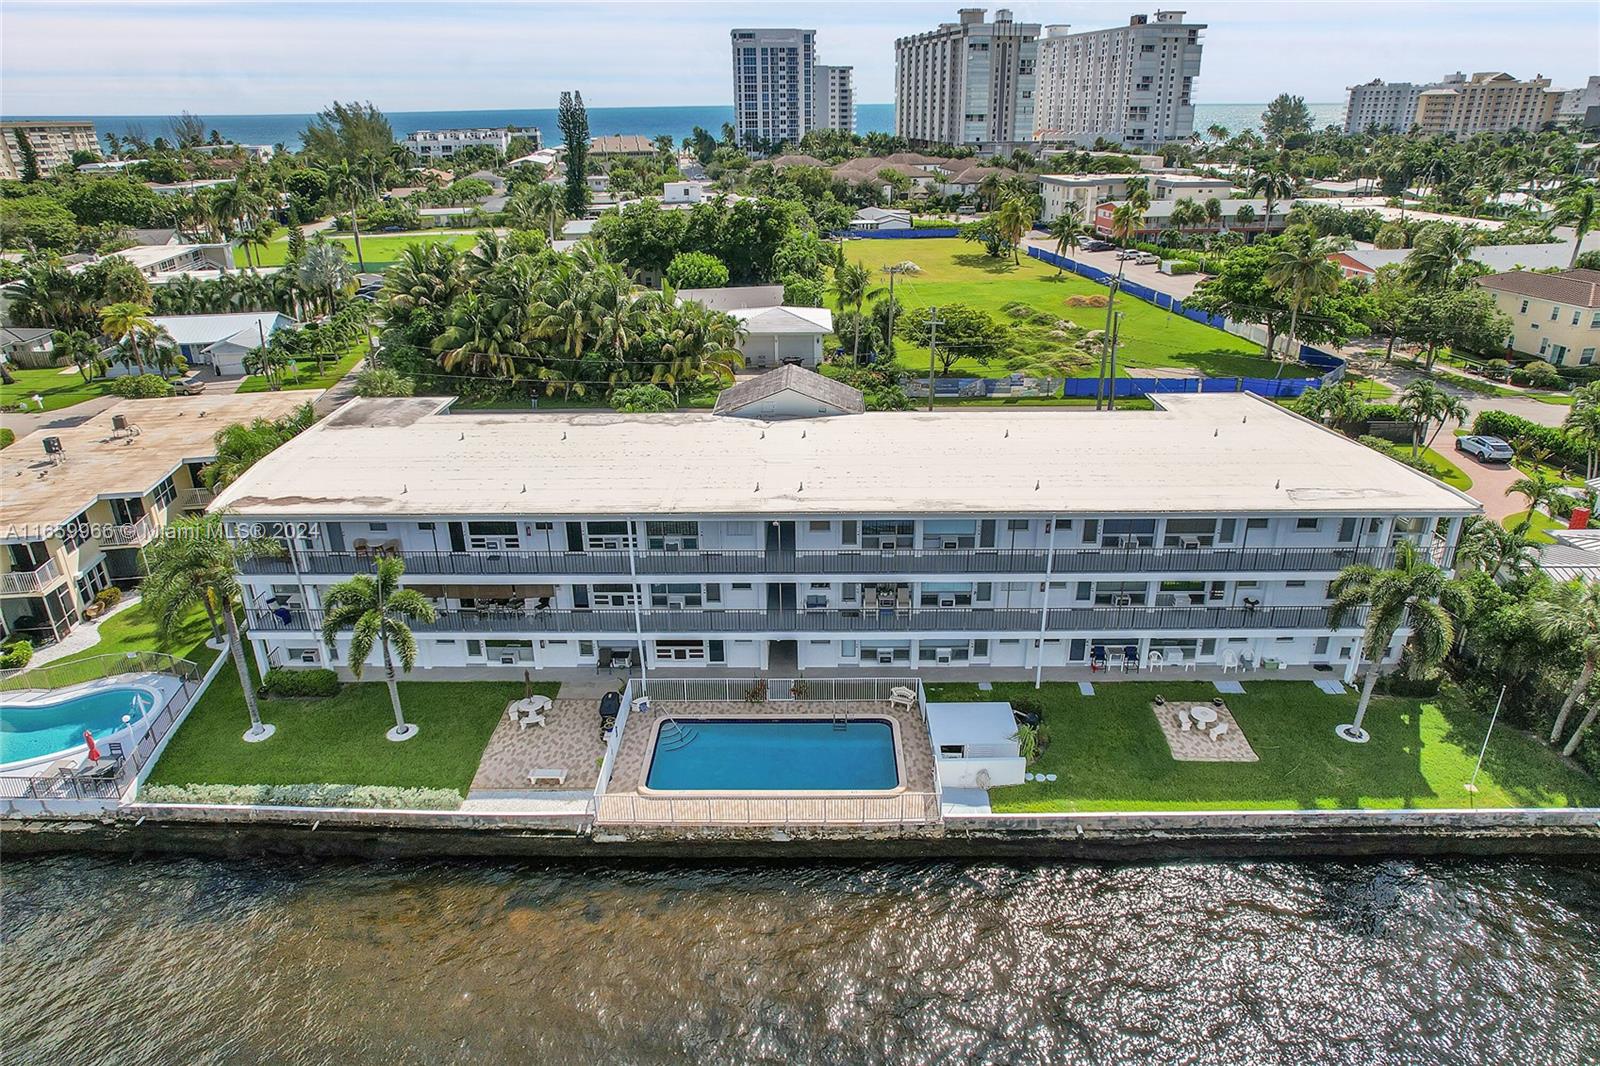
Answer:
[
  {"left": 938, "top": 594, "right": 957, "bottom": 608},
  {"left": 936, "top": 649, "right": 952, "bottom": 665},
  {"left": 878, "top": 538, "right": 898, "bottom": 551},
  {"left": 1113, "top": 595, "right": 1133, "bottom": 607},
  {"left": 941, "top": 537, "right": 959, "bottom": 550},
  {"left": 499, "top": 654, "right": 517, "bottom": 665},
  {"left": 663, "top": 539, "right": 681, "bottom": 551},
  {"left": 877, "top": 649, "right": 895, "bottom": 665},
  {"left": 668, "top": 597, "right": 686, "bottom": 609}
]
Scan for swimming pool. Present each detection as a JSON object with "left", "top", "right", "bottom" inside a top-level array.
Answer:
[
  {"left": 0, "top": 686, "right": 157, "bottom": 766},
  {"left": 645, "top": 718, "right": 899, "bottom": 792}
]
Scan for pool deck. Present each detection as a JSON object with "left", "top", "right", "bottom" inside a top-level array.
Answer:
[
  {"left": 468, "top": 698, "right": 605, "bottom": 796},
  {"left": 598, "top": 699, "right": 940, "bottom": 827}
]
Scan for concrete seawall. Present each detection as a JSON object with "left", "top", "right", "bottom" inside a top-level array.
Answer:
[{"left": 5, "top": 805, "right": 1599, "bottom": 863}]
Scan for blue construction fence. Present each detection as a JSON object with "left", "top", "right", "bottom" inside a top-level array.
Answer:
[
  {"left": 1023, "top": 245, "right": 1345, "bottom": 401},
  {"left": 833, "top": 227, "right": 962, "bottom": 240}
]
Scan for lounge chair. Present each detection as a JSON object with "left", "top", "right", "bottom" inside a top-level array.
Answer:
[{"left": 527, "top": 768, "right": 567, "bottom": 786}]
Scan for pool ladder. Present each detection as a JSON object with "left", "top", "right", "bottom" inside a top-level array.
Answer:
[{"left": 658, "top": 717, "right": 698, "bottom": 751}]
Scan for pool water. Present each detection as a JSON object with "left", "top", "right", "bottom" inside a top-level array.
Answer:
[
  {"left": 0, "top": 687, "right": 154, "bottom": 765},
  {"left": 646, "top": 718, "right": 899, "bottom": 791}
]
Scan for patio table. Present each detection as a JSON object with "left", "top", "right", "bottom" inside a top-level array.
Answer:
[{"left": 1188, "top": 705, "right": 1218, "bottom": 727}]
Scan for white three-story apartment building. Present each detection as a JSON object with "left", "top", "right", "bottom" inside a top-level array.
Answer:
[{"left": 215, "top": 390, "right": 1478, "bottom": 681}]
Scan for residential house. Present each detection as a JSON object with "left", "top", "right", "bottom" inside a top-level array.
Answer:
[
  {"left": 850, "top": 206, "right": 913, "bottom": 231},
  {"left": 73, "top": 243, "right": 234, "bottom": 283},
  {"left": 712, "top": 365, "right": 865, "bottom": 419},
  {"left": 0, "top": 327, "right": 55, "bottom": 368},
  {"left": 675, "top": 285, "right": 786, "bottom": 312},
  {"left": 106, "top": 312, "right": 296, "bottom": 377},
  {"left": 0, "top": 393, "right": 309, "bottom": 645},
  {"left": 590, "top": 135, "right": 657, "bottom": 161},
  {"left": 215, "top": 393, "right": 1478, "bottom": 679},
  {"left": 1475, "top": 268, "right": 1600, "bottom": 367}
]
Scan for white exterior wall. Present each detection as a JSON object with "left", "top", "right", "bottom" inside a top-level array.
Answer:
[
  {"left": 1344, "top": 79, "right": 1423, "bottom": 133},
  {"left": 895, "top": 9, "right": 1040, "bottom": 146},
  {"left": 731, "top": 28, "right": 816, "bottom": 146},
  {"left": 1034, "top": 12, "right": 1204, "bottom": 147},
  {"left": 813, "top": 65, "right": 856, "bottom": 133}
]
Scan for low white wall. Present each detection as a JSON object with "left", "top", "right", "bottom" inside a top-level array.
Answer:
[{"left": 937, "top": 756, "right": 1027, "bottom": 789}]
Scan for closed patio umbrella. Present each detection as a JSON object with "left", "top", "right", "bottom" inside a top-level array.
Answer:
[{"left": 82, "top": 730, "right": 101, "bottom": 762}]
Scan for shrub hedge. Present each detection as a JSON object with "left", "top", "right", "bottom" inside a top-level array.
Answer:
[
  {"left": 140, "top": 783, "right": 464, "bottom": 809},
  {"left": 261, "top": 667, "right": 341, "bottom": 698},
  {"left": 1472, "top": 409, "right": 1584, "bottom": 469},
  {"left": 111, "top": 374, "right": 175, "bottom": 398},
  {"left": 0, "top": 638, "right": 33, "bottom": 670}
]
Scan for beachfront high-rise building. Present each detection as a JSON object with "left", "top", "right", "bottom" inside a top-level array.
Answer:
[
  {"left": 1343, "top": 79, "right": 1424, "bottom": 133},
  {"left": 731, "top": 28, "right": 817, "bottom": 147},
  {"left": 0, "top": 120, "right": 99, "bottom": 179},
  {"left": 894, "top": 8, "right": 1040, "bottom": 149},
  {"left": 1345, "top": 72, "right": 1563, "bottom": 136},
  {"left": 813, "top": 64, "right": 856, "bottom": 134},
  {"left": 1032, "top": 11, "right": 1204, "bottom": 149}
]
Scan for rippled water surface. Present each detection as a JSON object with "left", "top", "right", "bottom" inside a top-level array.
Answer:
[{"left": 3, "top": 857, "right": 1598, "bottom": 1064}]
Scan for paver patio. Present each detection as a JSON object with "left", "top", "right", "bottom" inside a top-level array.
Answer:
[
  {"left": 1154, "top": 701, "right": 1259, "bottom": 762},
  {"left": 469, "top": 699, "right": 605, "bottom": 792}
]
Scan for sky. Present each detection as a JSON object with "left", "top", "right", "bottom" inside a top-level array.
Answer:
[{"left": 2, "top": 1, "right": 1596, "bottom": 115}]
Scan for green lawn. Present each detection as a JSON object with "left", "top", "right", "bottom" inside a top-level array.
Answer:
[
  {"left": 1513, "top": 458, "right": 1586, "bottom": 488},
  {"left": 147, "top": 652, "right": 554, "bottom": 795},
  {"left": 926, "top": 680, "right": 1600, "bottom": 812},
  {"left": 2, "top": 600, "right": 219, "bottom": 691},
  {"left": 1, "top": 365, "right": 117, "bottom": 414},
  {"left": 1421, "top": 447, "right": 1473, "bottom": 491},
  {"left": 1502, "top": 509, "right": 1562, "bottom": 544},
  {"left": 237, "top": 338, "right": 367, "bottom": 393},
  {"left": 837, "top": 238, "right": 1271, "bottom": 380},
  {"left": 241, "top": 231, "right": 479, "bottom": 271}
]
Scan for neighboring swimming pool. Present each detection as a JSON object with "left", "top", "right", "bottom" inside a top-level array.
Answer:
[
  {"left": 0, "top": 686, "right": 158, "bottom": 766},
  {"left": 645, "top": 718, "right": 899, "bottom": 792}
]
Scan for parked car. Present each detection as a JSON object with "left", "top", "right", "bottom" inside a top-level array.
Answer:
[
  {"left": 1116, "top": 249, "right": 1140, "bottom": 260},
  {"left": 1134, "top": 253, "right": 1160, "bottom": 265},
  {"left": 1086, "top": 240, "right": 1114, "bottom": 252},
  {"left": 1455, "top": 435, "right": 1514, "bottom": 462},
  {"left": 173, "top": 379, "right": 206, "bottom": 396}
]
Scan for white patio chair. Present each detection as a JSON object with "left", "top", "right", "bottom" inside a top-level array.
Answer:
[
  {"left": 1222, "top": 651, "right": 1239, "bottom": 674},
  {"left": 1147, "top": 650, "right": 1164, "bottom": 672},
  {"left": 1209, "top": 721, "right": 1229, "bottom": 742},
  {"left": 1178, "top": 710, "right": 1192, "bottom": 732},
  {"left": 888, "top": 686, "right": 917, "bottom": 713},
  {"left": 1165, "top": 648, "right": 1184, "bottom": 671}
]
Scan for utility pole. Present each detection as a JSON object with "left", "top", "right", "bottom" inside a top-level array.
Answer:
[
  {"left": 925, "top": 305, "right": 942, "bottom": 413},
  {"left": 1107, "top": 312, "right": 1123, "bottom": 412}
]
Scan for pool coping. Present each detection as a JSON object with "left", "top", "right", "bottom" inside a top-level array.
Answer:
[{"left": 637, "top": 713, "right": 910, "bottom": 798}]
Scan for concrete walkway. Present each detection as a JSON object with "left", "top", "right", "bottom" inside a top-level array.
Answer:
[
  {"left": 26, "top": 595, "right": 145, "bottom": 667},
  {"left": 312, "top": 357, "right": 367, "bottom": 417}
]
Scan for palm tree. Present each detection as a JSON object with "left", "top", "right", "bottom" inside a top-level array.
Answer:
[
  {"left": 651, "top": 301, "right": 745, "bottom": 399},
  {"left": 298, "top": 241, "right": 355, "bottom": 317},
  {"left": 993, "top": 195, "right": 1037, "bottom": 265},
  {"left": 1264, "top": 226, "right": 1344, "bottom": 377},
  {"left": 1329, "top": 540, "right": 1472, "bottom": 743},
  {"left": 1556, "top": 184, "right": 1596, "bottom": 269},
  {"left": 142, "top": 513, "right": 277, "bottom": 742},
  {"left": 1530, "top": 579, "right": 1600, "bottom": 756},
  {"left": 1564, "top": 383, "right": 1600, "bottom": 481},
  {"left": 98, "top": 301, "right": 156, "bottom": 375},
  {"left": 237, "top": 227, "right": 271, "bottom": 274},
  {"left": 507, "top": 182, "right": 566, "bottom": 244},
  {"left": 1095, "top": 199, "right": 1147, "bottom": 408},
  {"left": 1455, "top": 517, "right": 1538, "bottom": 580},
  {"left": 52, "top": 329, "right": 107, "bottom": 383},
  {"left": 323, "top": 160, "right": 368, "bottom": 272},
  {"left": 383, "top": 242, "right": 466, "bottom": 321},
  {"left": 1295, "top": 381, "right": 1366, "bottom": 436},
  {"left": 832, "top": 261, "right": 871, "bottom": 364},
  {"left": 1405, "top": 224, "right": 1478, "bottom": 289},
  {"left": 433, "top": 291, "right": 526, "bottom": 378},
  {"left": 320, "top": 556, "right": 436, "bottom": 742},
  {"left": 1505, "top": 470, "right": 1560, "bottom": 532},
  {"left": 1046, "top": 204, "right": 1084, "bottom": 271},
  {"left": 1248, "top": 166, "right": 1296, "bottom": 237},
  {"left": 1396, "top": 379, "right": 1466, "bottom": 460}
]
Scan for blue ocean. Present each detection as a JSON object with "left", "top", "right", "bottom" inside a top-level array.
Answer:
[{"left": 9, "top": 102, "right": 1342, "bottom": 151}]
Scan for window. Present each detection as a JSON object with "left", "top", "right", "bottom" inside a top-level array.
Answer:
[
  {"left": 76, "top": 561, "right": 109, "bottom": 604},
  {"left": 654, "top": 639, "right": 705, "bottom": 662},
  {"left": 1007, "top": 519, "right": 1031, "bottom": 531},
  {"left": 1246, "top": 518, "right": 1269, "bottom": 530},
  {"left": 369, "top": 522, "right": 389, "bottom": 531},
  {"left": 62, "top": 511, "right": 91, "bottom": 551},
  {"left": 1520, "top": 299, "right": 1529, "bottom": 313},
  {"left": 807, "top": 520, "right": 831, "bottom": 533},
  {"left": 1583, "top": 348, "right": 1596, "bottom": 366},
  {"left": 1287, "top": 580, "right": 1306, "bottom": 588},
  {"left": 1551, "top": 305, "right": 1561, "bottom": 321},
  {"left": 1295, "top": 518, "right": 1320, "bottom": 531},
  {"left": 645, "top": 520, "right": 697, "bottom": 550},
  {"left": 1575, "top": 310, "right": 1583, "bottom": 326},
  {"left": 152, "top": 476, "right": 177, "bottom": 508},
  {"left": 726, "top": 522, "right": 756, "bottom": 537}
]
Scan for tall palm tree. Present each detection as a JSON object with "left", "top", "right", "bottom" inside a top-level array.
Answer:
[
  {"left": 1563, "top": 383, "right": 1600, "bottom": 481},
  {"left": 237, "top": 227, "right": 271, "bottom": 274},
  {"left": 651, "top": 301, "right": 745, "bottom": 399},
  {"left": 1095, "top": 199, "right": 1147, "bottom": 408},
  {"left": 1248, "top": 166, "right": 1296, "bottom": 237},
  {"left": 1405, "top": 224, "right": 1478, "bottom": 289},
  {"left": 993, "top": 195, "right": 1037, "bottom": 265},
  {"left": 383, "top": 242, "right": 466, "bottom": 321},
  {"left": 1046, "top": 204, "right": 1084, "bottom": 271},
  {"left": 323, "top": 160, "right": 368, "bottom": 272},
  {"left": 320, "top": 556, "right": 436, "bottom": 742},
  {"left": 1264, "top": 226, "right": 1345, "bottom": 377},
  {"left": 298, "top": 241, "right": 355, "bottom": 317},
  {"left": 1505, "top": 470, "right": 1560, "bottom": 532},
  {"left": 878, "top": 260, "right": 921, "bottom": 359},
  {"left": 1329, "top": 540, "right": 1472, "bottom": 743},
  {"left": 832, "top": 261, "right": 871, "bottom": 364},
  {"left": 1556, "top": 184, "right": 1596, "bottom": 269},
  {"left": 1530, "top": 579, "right": 1600, "bottom": 756},
  {"left": 98, "top": 301, "right": 156, "bottom": 375},
  {"left": 52, "top": 329, "right": 106, "bottom": 383},
  {"left": 433, "top": 291, "right": 526, "bottom": 378},
  {"left": 1396, "top": 379, "right": 1466, "bottom": 460},
  {"left": 142, "top": 513, "right": 277, "bottom": 742}
]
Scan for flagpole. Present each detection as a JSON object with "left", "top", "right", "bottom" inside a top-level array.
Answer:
[{"left": 1463, "top": 684, "right": 1506, "bottom": 796}]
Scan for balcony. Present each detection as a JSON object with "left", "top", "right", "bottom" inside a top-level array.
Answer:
[
  {"left": 238, "top": 545, "right": 1393, "bottom": 581},
  {"left": 99, "top": 516, "right": 158, "bottom": 548},
  {"left": 248, "top": 604, "right": 1359, "bottom": 638},
  {"left": 0, "top": 558, "right": 64, "bottom": 596},
  {"left": 177, "top": 487, "right": 215, "bottom": 512}
]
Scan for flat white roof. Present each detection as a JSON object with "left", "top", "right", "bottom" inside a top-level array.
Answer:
[
  {"left": 213, "top": 393, "right": 1481, "bottom": 520},
  {"left": 926, "top": 702, "right": 1021, "bottom": 750}
]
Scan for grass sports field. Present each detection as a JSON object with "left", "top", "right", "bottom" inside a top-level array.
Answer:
[{"left": 240, "top": 231, "right": 479, "bottom": 271}]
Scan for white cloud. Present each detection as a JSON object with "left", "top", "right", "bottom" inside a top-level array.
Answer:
[{"left": 1, "top": 1, "right": 1594, "bottom": 113}]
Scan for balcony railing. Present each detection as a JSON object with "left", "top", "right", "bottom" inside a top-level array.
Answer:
[
  {"left": 0, "top": 558, "right": 63, "bottom": 596},
  {"left": 178, "top": 487, "right": 216, "bottom": 512},
  {"left": 99, "top": 516, "right": 158, "bottom": 547},
  {"left": 249, "top": 604, "right": 1360, "bottom": 637},
  {"left": 238, "top": 544, "right": 1394, "bottom": 580}
]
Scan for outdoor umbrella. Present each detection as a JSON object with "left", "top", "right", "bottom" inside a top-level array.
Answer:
[{"left": 82, "top": 730, "right": 101, "bottom": 762}]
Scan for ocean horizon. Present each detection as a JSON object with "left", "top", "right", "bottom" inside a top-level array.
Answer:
[{"left": 4, "top": 102, "right": 1343, "bottom": 151}]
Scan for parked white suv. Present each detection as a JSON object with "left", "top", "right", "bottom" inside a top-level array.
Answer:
[{"left": 1455, "top": 435, "right": 1514, "bottom": 462}]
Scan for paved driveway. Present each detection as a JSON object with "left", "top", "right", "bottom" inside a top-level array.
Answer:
[
  {"left": 1021, "top": 235, "right": 1206, "bottom": 300},
  {"left": 1452, "top": 448, "right": 1524, "bottom": 521}
]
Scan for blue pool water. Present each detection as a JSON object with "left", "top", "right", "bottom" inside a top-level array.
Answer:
[
  {"left": 0, "top": 687, "right": 154, "bottom": 765},
  {"left": 646, "top": 718, "right": 899, "bottom": 791}
]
